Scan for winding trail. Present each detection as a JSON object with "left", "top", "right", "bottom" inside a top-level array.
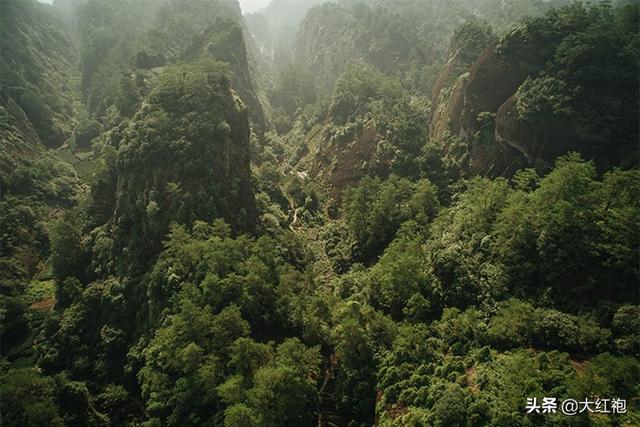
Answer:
[{"left": 289, "top": 206, "right": 301, "bottom": 232}]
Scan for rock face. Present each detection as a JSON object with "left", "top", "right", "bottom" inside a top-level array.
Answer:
[
  {"left": 111, "top": 59, "right": 257, "bottom": 268},
  {"left": 493, "top": 93, "right": 575, "bottom": 164},
  {"left": 303, "top": 121, "right": 390, "bottom": 202},
  {"left": 430, "top": 6, "right": 639, "bottom": 176},
  {"left": 430, "top": 37, "right": 546, "bottom": 176}
]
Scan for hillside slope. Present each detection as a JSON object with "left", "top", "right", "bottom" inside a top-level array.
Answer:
[{"left": 0, "top": 0, "right": 76, "bottom": 178}]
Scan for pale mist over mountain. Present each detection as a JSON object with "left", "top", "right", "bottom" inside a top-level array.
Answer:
[
  {"left": 239, "top": 0, "right": 272, "bottom": 13},
  {"left": 37, "top": 0, "right": 271, "bottom": 13}
]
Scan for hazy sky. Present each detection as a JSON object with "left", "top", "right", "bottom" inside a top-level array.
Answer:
[
  {"left": 38, "top": 0, "right": 273, "bottom": 14},
  {"left": 238, "top": 0, "right": 271, "bottom": 14}
]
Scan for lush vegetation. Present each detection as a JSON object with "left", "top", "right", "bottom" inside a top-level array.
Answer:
[
  {"left": 508, "top": 2, "right": 639, "bottom": 165},
  {"left": 0, "top": 0, "right": 76, "bottom": 180},
  {"left": 1, "top": 1, "right": 638, "bottom": 426}
]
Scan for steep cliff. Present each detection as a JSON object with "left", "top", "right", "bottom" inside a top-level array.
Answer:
[
  {"left": 180, "top": 18, "right": 267, "bottom": 132},
  {"left": 294, "top": 0, "right": 557, "bottom": 96},
  {"left": 108, "top": 59, "right": 257, "bottom": 269},
  {"left": 290, "top": 0, "right": 565, "bottom": 192},
  {"left": 75, "top": 0, "right": 266, "bottom": 131},
  {"left": 295, "top": 2, "right": 428, "bottom": 95},
  {"left": 430, "top": 2, "right": 639, "bottom": 175},
  {"left": 304, "top": 122, "right": 390, "bottom": 202},
  {"left": 86, "top": 59, "right": 256, "bottom": 274}
]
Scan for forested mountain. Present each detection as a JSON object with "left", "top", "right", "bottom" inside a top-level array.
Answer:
[
  {"left": 1, "top": 0, "right": 638, "bottom": 426},
  {"left": 431, "top": 2, "right": 639, "bottom": 176},
  {"left": 294, "top": 0, "right": 560, "bottom": 95},
  {"left": 74, "top": 0, "right": 266, "bottom": 130},
  {"left": 270, "top": 0, "right": 570, "bottom": 198},
  {"left": 0, "top": 0, "right": 75, "bottom": 174}
]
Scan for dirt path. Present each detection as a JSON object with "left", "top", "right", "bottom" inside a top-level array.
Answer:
[
  {"left": 31, "top": 296, "right": 55, "bottom": 311},
  {"left": 289, "top": 206, "right": 301, "bottom": 232}
]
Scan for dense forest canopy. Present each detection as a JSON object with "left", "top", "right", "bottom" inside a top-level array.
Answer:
[{"left": 1, "top": 0, "right": 638, "bottom": 426}]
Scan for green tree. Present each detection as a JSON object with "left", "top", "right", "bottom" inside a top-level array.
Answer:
[
  {"left": 0, "top": 369, "right": 63, "bottom": 427},
  {"left": 452, "top": 17, "right": 496, "bottom": 63},
  {"left": 249, "top": 366, "right": 317, "bottom": 426}
]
